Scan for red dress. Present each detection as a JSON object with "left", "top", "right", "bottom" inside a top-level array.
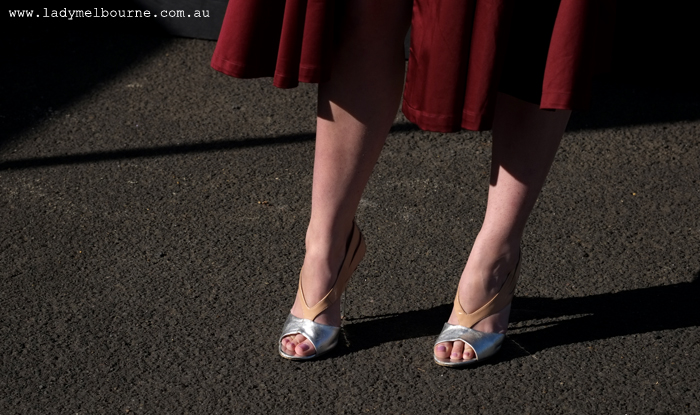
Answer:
[{"left": 211, "top": 0, "right": 615, "bottom": 132}]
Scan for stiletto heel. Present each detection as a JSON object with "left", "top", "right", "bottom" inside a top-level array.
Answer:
[
  {"left": 434, "top": 251, "right": 521, "bottom": 367},
  {"left": 279, "top": 221, "right": 366, "bottom": 360}
]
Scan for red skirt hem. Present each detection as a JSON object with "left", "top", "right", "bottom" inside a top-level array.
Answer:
[{"left": 211, "top": 0, "right": 614, "bottom": 132}]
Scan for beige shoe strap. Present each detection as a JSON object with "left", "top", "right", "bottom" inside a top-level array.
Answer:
[
  {"left": 300, "top": 222, "right": 365, "bottom": 321},
  {"left": 454, "top": 252, "right": 522, "bottom": 328}
]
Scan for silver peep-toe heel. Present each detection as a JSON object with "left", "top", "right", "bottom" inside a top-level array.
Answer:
[
  {"left": 279, "top": 221, "right": 366, "bottom": 360},
  {"left": 434, "top": 252, "right": 521, "bottom": 367}
]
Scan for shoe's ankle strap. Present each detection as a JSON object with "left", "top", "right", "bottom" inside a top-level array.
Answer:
[
  {"left": 300, "top": 221, "right": 364, "bottom": 321},
  {"left": 453, "top": 251, "right": 522, "bottom": 328}
]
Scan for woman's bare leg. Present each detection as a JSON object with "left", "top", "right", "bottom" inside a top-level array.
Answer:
[
  {"left": 280, "top": 0, "right": 412, "bottom": 357},
  {"left": 434, "top": 93, "right": 572, "bottom": 362}
]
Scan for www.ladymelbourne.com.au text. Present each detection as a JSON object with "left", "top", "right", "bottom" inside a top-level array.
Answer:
[{"left": 8, "top": 8, "right": 210, "bottom": 20}]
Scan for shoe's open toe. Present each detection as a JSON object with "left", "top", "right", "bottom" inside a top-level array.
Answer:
[
  {"left": 433, "top": 323, "right": 504, "bottom": 367},
  {"left": 278, "top": 314, "right": 340, "bottom": 360}
]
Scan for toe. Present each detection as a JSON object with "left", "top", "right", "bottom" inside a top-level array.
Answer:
[
  {"left": 295, "top": 338, "right": 316, "bottom": 357},
  {"left": 286, "top": 334, "right": 306, "bottom": 355},
  {"left": 281, "top": 334, "right": 316, "bottom": 357},
  {"left": 281, "top": 335, "right": 296, "bottom": 354},
  {"left": 434, "top": 342, "right": 452, "bottom": 360},
  {"left": 450, "top": 341, "right": 465, "bottom": 361},
  {"left": 292, "top": 333, "right": 306, "bottom": 346},
  {"left": 462, "top": 344, "right": 476, "bottom": 361}
]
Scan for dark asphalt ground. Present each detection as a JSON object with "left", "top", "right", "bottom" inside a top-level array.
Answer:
[{"left": 1, "top": 13, "right": 699, "bottom": 415}]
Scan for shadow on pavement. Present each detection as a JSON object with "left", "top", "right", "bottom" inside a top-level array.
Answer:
[
  {"left": 2, "top": 73, "right": 700, "bottom": 172},
  {"left": 2, "top": 1, "right": 700, "bottom": 163},
  {"left": 0, "top": 132, "right": 316, "bottom": 170},
  {"left": 0, "top": 1, "right": 171, "bottom": 150},
  {"left": 338, "top": 273, "right": 700, "bottom": 361}
]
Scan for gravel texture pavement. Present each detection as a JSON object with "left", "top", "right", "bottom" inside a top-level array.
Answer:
[{"left": 1, "top": 13, "right": 699, "bottom": 415}]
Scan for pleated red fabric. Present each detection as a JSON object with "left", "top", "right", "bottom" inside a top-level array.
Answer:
[
  {"left": 211, "top": 0, "right": 614, "bottom": 132},
  {"left": 541, "top": 0, "right": 615, "bottom": 110},
  {"left": 211, "top": 0, "right": 336, "bottom": 88},
  {"left": 402, "top": 0, "right": 511, "bottom": 131}
]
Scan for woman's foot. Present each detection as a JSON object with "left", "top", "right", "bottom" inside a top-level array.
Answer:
[
  {"left": 279, "top": 222, "right": 358, "bottom": 358},
  {"left": 434, "top": 234, "right": 520, "bottom": 363}
]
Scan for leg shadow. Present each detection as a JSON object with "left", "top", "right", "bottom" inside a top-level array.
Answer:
[{"left": 333, "top": 273, "right": 700, "bottom": 361}]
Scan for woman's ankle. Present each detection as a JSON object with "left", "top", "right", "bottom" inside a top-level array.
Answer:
[
  {"left": 300, "top": 221, "right": 354, "bottom": 302},
  {"left": 466, "top": 230, "right": 520, "bottom": 272},
  {"left": 456, "top": 231, "right": 520, "bottom": 314},
  {"left": 305, "top": 219, "right": 353, "bottom": 256}
]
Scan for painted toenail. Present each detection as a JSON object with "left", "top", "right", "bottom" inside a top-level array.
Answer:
[
  {"left": 436, "top": 345, "right": 446, "bottom": 352},
  {"left": 299, "top": 343, "right": 310, "bottom": 351}
]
